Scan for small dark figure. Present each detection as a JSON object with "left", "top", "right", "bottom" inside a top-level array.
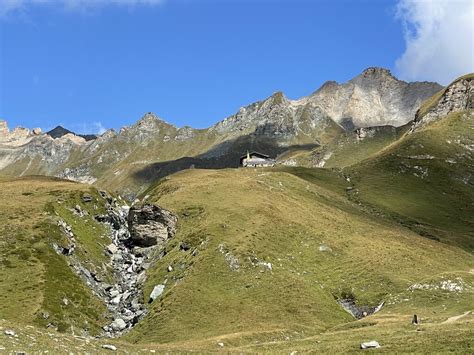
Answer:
[{"left": 412, "top": 314, "right": 419, "bottom": 325}]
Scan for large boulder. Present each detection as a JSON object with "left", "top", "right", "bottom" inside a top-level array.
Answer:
[{"left": 127, "top": 204, "right": 177, "bottom": 247}]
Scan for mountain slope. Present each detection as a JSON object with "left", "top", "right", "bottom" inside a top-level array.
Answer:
[
  {"left": 345, "top": 74, "right": 474, "bottom": 250},
  {"left": 2, "top": 169, "right": 472, "bottom": 352},
  {"left": 118, "top": 167, "right": 473, "bottom": 347}
]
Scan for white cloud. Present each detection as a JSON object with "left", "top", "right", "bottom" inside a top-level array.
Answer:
[
  {"left": 93, "top": 121, "right": 107, "bottom": 135},
  {"left": 395, "top": 0, "right": 474, "bottom": 85},
  {"left": 0, "top": 0, "right": 165, "bottom": 17},
  {"left": 70, "top": 121, "right": 107, "bottom": 135}
]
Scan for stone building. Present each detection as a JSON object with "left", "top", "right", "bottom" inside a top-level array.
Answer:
[{"left": 240, "top": 151, "right": 275, "bottom": 167}]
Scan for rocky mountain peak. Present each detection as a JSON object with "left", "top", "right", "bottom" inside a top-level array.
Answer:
[
  {"left": 47, "top": 125, "right": 97, "bottom": 141},
  {"left": 47, "top": 126, "right": 72, "bottom": 138},
  {"left": 268, "top": 91, "right": 288, "bottom": 105},
  {"left": 133, "top": 112, "right": 175, "bottom": 132},
  {"left": 307, "top": 67, "right": 442, "bottom": 128},
  {"left": 359, "top": 67, "right": 395, "bottom": 80}
]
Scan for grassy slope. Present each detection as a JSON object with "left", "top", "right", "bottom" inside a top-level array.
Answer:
[
  {"left": 120, "top": 168, "right": 473, "bottom": 351},
  {"left": 347, "top": 111, "right": 474, "bottom": 251},
  {"left": 0, "top": 168, "right": 472, "bottom": 352},
  {"left": 0, "top": 176, "right": 112, "bottom": 335}
]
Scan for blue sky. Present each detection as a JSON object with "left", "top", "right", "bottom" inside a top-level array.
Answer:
[{"left": 0, "top": 0, "right": 473, "bottom": 133}]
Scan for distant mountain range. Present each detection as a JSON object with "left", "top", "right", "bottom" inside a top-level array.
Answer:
[{"left": 1, "top": 67, "right": 470, "bottom": 199}]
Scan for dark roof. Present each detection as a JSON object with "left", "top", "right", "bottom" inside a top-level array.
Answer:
[{"left": 239, "top": 151, "right": 270, "bottom": 160}]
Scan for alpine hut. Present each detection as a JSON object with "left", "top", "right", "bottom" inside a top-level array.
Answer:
[{"left": 240, "top": 151, "right": 276, "bottom": 167}]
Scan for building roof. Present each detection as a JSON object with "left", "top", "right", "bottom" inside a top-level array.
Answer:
[
  {"left": 239, "top": 151, "right": 270, "bottom": 160},
  {"left": 239, "top": 151, "right": 273, "bottom": 165}
]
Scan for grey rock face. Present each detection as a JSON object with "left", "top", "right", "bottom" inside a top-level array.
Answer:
[
  {"left": 413, "top": 76, "right": 474, "bottom": 130},
  {"left": 211, "top": 67, "right": 441, "bottom": 138},
  {"left": 308, "top": 67, "right": 442, "bottom": 128},
  {"left": 127, "top": 204, "right": 177, "bottom": 247}
]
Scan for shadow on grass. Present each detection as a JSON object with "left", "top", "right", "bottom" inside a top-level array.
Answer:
[{"left": 132, "top": 134, "right": 318, "bottom": 184}]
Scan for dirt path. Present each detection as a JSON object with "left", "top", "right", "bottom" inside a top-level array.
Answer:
[{"left": 442, "top": 311, "right": 471, "bottom": 324}]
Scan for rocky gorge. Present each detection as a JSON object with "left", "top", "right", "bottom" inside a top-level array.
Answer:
[{"left": 53, "top": 191, "right": 177, "bottom": 337}]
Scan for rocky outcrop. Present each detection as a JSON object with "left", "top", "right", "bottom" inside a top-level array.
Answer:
[
  {"left": 127, "top": 204, "right": 177, "bottom": 247},
  {"left": 0, "top": 121, "right": 34, "bottom": 146},
  {"left": 412, "top": 75, "right": 474, "bottom": 130},
  {"left": 0, "top": 120, "right": 9, "bottom": 139}
]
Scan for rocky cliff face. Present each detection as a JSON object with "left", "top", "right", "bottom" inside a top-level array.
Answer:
[
  {"left": 212, "top": 68, "right": 441, "bottom": 136},
  {"left": 307, "top": 67, "right": 442, "bottom": 129},
  {"left": 0, "top": 120, "right": 42, "bottom": 146},
  {"left": 412, "top": 75, "right": 474, "bottom": 130}
]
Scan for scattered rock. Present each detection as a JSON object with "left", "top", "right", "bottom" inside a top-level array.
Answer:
[
  {"left": 218, "top": 243, "right": 240, "bottom": 271},
  {"left": 217, "top": 342, "right": 224, "bottom": 347},
  {"left": 360, "top": 340, "right": 380, "bottom": 349},
  {"left": 180, "top": 241, "right": 191, "bottom": 251},
  {"left": 107, "top": 243, "right": 118, "bottom": 254},
  {"left": 149, "top": 284, "right": 165, "bottom": 303},
  {"left": 82, "top": 194, "right": 93, "bottom": 203},
  {"left": 167, "top": 265, "right": 173, "bottom": 272},
  {"left": 62, "top": 298, "right": 69, "bottom": 306},
  {"left": 258, "top": 261, "right": 272, "bottom": 271},
  {"left": 102, "top": 344, "right": 117, "bottom": 351},
  {"left": 319, "top": 244, "right": 332, "bottom": 252},
  {"left": 110, "top": 318, "right": 127, "bottom": 331},
  {"left": 4, "top": 329, "right": 16, "bottom": 337}
]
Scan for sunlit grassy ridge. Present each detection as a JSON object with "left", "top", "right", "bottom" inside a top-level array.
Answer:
[
  {"left": 347, "top": 111, "right": 474, "bottom": 251},
  {"left": 119, "top": 168, "right": 473, "bottom": 350}
]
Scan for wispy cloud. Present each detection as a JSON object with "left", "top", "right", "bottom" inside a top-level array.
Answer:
[
  {"left": 70, "top": 121, "right": 107, "bottom": 135},
  {"left": 395, "top": 0, "right": 474, "bottom": 85},
  {"left": 0, "top": 0, "right": 165, "bottom": 17}
]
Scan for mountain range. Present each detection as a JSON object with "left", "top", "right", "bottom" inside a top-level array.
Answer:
[{"left": 0, "top": 67, "right": 443, "bottom": 197}]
